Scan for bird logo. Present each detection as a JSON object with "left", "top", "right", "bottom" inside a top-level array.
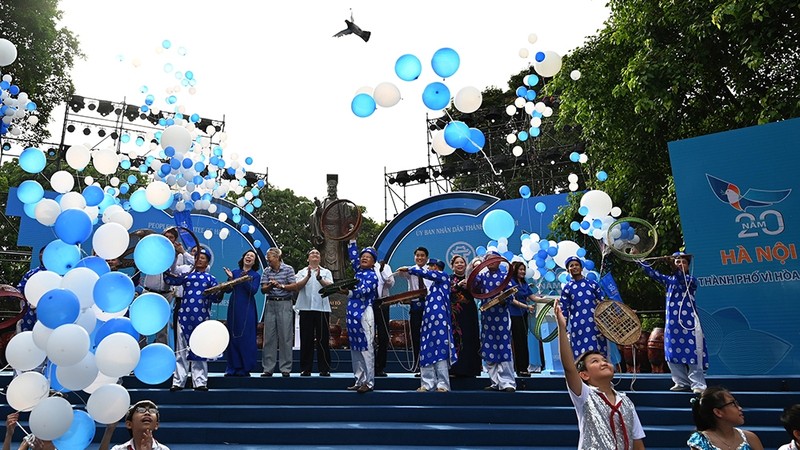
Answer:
[
  {"left": 333, "top": 9, "right": 371, "bottom": 42},
  {"left": 706, "top": 174, "right": 791, "bottom": 211}
]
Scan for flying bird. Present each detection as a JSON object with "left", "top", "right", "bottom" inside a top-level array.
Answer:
[
  {"left": 706, "top": 174, "right": 791, "bottom": 211},
  {"left": 333, "top": 9, "right": 371, "bottom": 42}
]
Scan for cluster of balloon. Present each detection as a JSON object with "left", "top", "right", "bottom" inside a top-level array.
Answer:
[
  {"left": 568, "top": 189, "right": 623, "bottom": 243},
  {"left": 5, "top": 240, "right": 230, "bottom": 441},
  {"left": 479, "top": 197, "right": 597, "bottom": 287},
  {"left": 0, "top": 38, "right": 39, "bottom": 137},
  {"left": 201, "top": 208, "right": 263, "bottom": 248}
]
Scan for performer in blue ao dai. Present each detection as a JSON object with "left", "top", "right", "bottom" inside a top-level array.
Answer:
[
  {"left": 404, "top": 258, "right": 456, "bottom": 392},
  {"left": 559, "top": 256, "right": 607, "bottom": 360},
  {"left": 474, "top": 254, "right": 517, "bottom": 392},
  {"left": 344, "top": 240, "right": 379, "bottom": 393}
]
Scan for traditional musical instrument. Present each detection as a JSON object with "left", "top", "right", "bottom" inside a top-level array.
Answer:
[
  {"left": 479, "top": 286, "right": 517, "bottom": 312},
  {"left": 593, "top": 299, "right": 642, "bottom": 345},
  {"left": 320, "top": 199, "right": 362, "bottom": 241},
  {"left": 380, "top": 288, "right": 427, "bottom": 307},
  {"left": 603, "top": 217, "right": 658, "bottom": 261},
  {"left": 466, "top": 254, "right": 514, "bottom": 299},
  {"left": 319, "top": 278, "right": 359, "bottom": 298},
  {"left": 203, "top": 275, "right": 253, "bottom": 296}
]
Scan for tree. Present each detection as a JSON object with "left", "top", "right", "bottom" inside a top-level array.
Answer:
[
  {"left": 0, "top": 0, "right": 83, "bottom": 143},
  {"left": 544, "top": 0, "right": 800, "bottom": 308}
]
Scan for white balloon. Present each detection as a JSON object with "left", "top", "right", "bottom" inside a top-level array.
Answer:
[
  {"left": 47, "top": 324, "right": 90, "bottom": 367},
  {"left": 518, "top": 48, "right": 529, "bottom": 59},
  {"left": 5, "top": 331, "right": 47, "bottom": 371},
  {"left": 34, "top": 199, "right": 61, "bottom": 226},
  {"left": 57, "top": 352, "right": 99, "bottom": 391},
  {"left": 505, "top": 104, "right": 517, "bottom": 116},
  {"left": 373, "top": 82, "right": 401, "bottom": 108},
  {"left": 570, "top": 69, "right": 582, "bottom": 80},
  {"left": 512, "top": 145, "right": 523, "bottom": 157},
  {"left": 60, "top": 267, "right": 99, "bottom": 310},
  {"left": 514, "top": 97, "right": 526, "bottom": 108},
  {"left": 580, "top": 190, "right": 614, "bottom": 218},
  {"left": 610, "top": 206, "right": 622, "bottom": 217},
  {"left": 50, "top": 170, "right": 75, "bottom": 194},
  {"left": 5, "top": 371, "right": 49, "bottom": 412},
  {"left": 86, "top": 383, "right": 130, "bottom": 424},
  {"left": 355, "top": 85, "right": 373, "bottom": 95},
  {"left": 553, "top": 240, "right": 581, "bottom": 269},
  {"left": 32, "top": 321, "right": 54, "bottom": 350},
  {"left": 102, "top": 204, "right": 124, "bottom": 223},
  {"left": 219, "top": 228, "right": 229, "bottom": 240},
  {"left": 92, "top": 222, "right": 130, "bottom": 259},
  {"left": 95, "top": 332, "right": 140, "bottom": 377},
  {"left": 160, "top": 125, "right": 193, "bottom": 153},
  {"left": 82, "top": 371, "right": 118, "bottom": 394},
  {"left": 59, "top": 191, "right": 87, "bottom": 211},
  {"left": 189, "top": 320, "right": 230, "bottom": 358},
  {"left": 0, "top": 38, "right": 19, "bottom": 66},
  {"left": 568, "top": 173, "right": 579, "bottom": 183},
  {"left": 506, "top": 133, "right": 517, "bottom": 144},
  {"left": 533, "top": 50, "right": 563, "bottom": 78},
  {"left": 24, "top": 270, "right": 62, "bottom": 308},
  {"left": 145, "top": 181, "right": 171, "bottom": 206},
  {"left": 454, "top": 86, "right": 483, "bottom": 114},
  {"left": 29, "top": 396, "right": 74, "bottom": 441},
  {"left": 203, "top": 229, "right": 213, "bottom": 240},
  {"left": 431, "top": 130, "right": 455, "bottom": 156},
  {"left": 92, "top": 148, "right": 119, "bottom": 175},
  {"left": 527, "top": 33, "right": 538, "bottom": 44},
  {"left": 108, "top": 210, "right": 134, "bottom": 230}
]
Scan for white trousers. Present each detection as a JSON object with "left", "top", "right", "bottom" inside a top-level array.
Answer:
[
  {"left": 350, "top": 307, "right": 375, "bottom": 388},
  {"left": 173, "top": 325, "right": 208, "bottom": 388},
  {"left": 668, "top": 361, "right": 706, "bottom": 390},
  {"left": 421, "top": 359, "right": 451, "bottom": 391},
  {"left": 486, "top": 361, "right": 516, "bottom": 390}
]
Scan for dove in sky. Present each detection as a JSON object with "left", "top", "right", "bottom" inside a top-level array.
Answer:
[{"left": 333, "top": 9, "right": 371, "bottom": 42}]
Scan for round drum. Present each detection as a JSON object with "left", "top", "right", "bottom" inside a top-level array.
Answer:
[
  {"left": 647, "top": 327, "right": 666, "bottom": 373},
  {"left": 622, "top": 330, "right": 651, "bottom": 373}
]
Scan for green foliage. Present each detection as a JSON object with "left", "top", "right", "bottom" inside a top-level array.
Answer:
[
  {"left": 0, "top": 0, "right": 83, "bottom": 143},
  {"left": 543, "top": 0, "right": 800, "bottom": 309}
]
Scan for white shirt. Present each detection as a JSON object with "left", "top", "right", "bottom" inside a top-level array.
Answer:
[
  {"left": 294, "top": 266, "right": 333, "bottom": 312},
  {"left": 374, "top": 263, "right": 395, "bottom": 298},
  {"left": 110, "top": 438, "right": 170, "bottom": 450},
  {"left": 395, "top": 264, "right": 433, "bottom": 290}
]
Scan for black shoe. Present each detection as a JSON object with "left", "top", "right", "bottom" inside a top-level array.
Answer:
[
  {"left": 357, "top": 385, "right": 372, "bottom": 394},
  {"left": 194, "top": 385, "right": 209, "bottom": 391},
  {"left": 483, "top": 385, "right": 498, "bottom": 391},
  {"left": 281, "top": 372, "right": 290, "bottom": 377},
  {"left": 517, "top": 371, "right": 531, "bottom": 378},
  {"left": 375, "top": 371, "right": 388, "bottom": 377},
  {"left": 300, "top": 371, "right": 311, "bottom": 377},
  {"left": 414, "top": 372, "right": 421, "bottom": 378},
  {"left": 346, "top": 385, "right": 360, "bottom": 391},
  {"left": 502, "top": 387, "right": 516, "bottom": 392},
  {"left": 170, "top": 385, "right": 183, "bottom": 392},
  {"left": 319, "top": 372, "right": 331, "bottom": 377},
  {"left": 260, "top": 372, "right": 272, "bottom": 377}
]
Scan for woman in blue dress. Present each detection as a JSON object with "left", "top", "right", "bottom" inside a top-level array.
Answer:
[
  {"left": 448, "top": 255, "right": 482, "bottom": 378},
  {"left": 223, "top": 249, "right": 261, "bottom": 377},
  {"left": 508, "top": 261, "right": 547, "bottom": 376},
  {"left": 559, "top": 256, "right": 607, "bottom": 359}
]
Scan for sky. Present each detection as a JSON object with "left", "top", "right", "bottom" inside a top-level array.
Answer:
[{"left": 54, "top": 0, "right": 611, "bottom": 221}]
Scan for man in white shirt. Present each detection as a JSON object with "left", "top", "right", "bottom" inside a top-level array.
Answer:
[
  {"left": 394, "top": 246, "right": 432, "bottom": 374},
  {"left": 294, "top": 249, "right": 334, "bottom": 376}
]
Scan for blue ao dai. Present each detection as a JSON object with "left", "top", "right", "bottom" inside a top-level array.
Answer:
[
  {"left": 408, "top": 266, "right": 456, "bottom": 367},
  {"left": 475, "top": 269, "right": 513, "bottom": 363},
  {"left": 560, "top": 277, "right": 607, "bottom": 359}
]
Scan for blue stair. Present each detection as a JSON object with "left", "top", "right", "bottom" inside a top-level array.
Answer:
[{"left": 1, "top": 349, "right": 795, "bottom": 449}]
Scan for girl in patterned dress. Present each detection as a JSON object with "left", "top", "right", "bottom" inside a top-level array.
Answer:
[{"left": 688, "top": 387, "right": 763, "bottom": 450}]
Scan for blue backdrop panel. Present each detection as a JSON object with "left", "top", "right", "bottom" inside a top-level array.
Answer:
[{"left": 669, "top": 118, "right": 800, "bottom": 375}]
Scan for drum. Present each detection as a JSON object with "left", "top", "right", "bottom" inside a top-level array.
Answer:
[
  {"left": 390, "top": 333, "right": 408, "bottom": 348},
  {"left": 621, "top": 330, "right": 650, "bottom": 373},
  {"left": 647, "top": 327, "right": 666, "bottom": 373}
]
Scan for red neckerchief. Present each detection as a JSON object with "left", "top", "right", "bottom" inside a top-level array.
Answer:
[{"left": 596, "top": 391, "right": 629, "bottom": 450}]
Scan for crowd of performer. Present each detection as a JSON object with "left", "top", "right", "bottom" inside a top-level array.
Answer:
[{"left": 9, "top": 230, "right": 787, "bottom": 449}]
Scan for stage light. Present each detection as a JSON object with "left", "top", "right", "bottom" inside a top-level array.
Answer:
[
  {"left": 388, "top": 176, "right": 397, "bottom": 185},
  {"left": 66, "top": 124, "right": 75, "bottom": 133},
  {"left": 412, "top": 167, "right": 429, "bottom": 183},
  {"left": 394, "top": 171, "right": 412, "bottom": 186},
  {"left": 69, "top": 95, "right": 85, "bottom": 113},
  {"left": 96, "top": 100, "right": 114, "bottom": 116},
  {"left": 97, "top": 129, "right": 106, "bottom": 137},
  {"left": 83, "top": 127, "right": 91, "bottom": 136},
  {"left": 124, "top": 105, "right": 140, "bottom": 122}
]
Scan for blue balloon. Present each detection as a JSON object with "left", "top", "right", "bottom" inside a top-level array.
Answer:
[
  {"left": 518, "top": 131, "right": 529, "bottom": 142},
  {"left": 19, "top": 147, "right": 46, "bottom": 173},
  {"left": 134, "top": 234, "right": 175, "bottom": 275},
  {"left": 536, "top": 249, "right": 548, "bottom": 259},
  {"left": 570, "top": 152, "right": 581, "bottom": 162},
  {"left": 577, "top": 248, "right": 587, "bottom": 257},
  {"left": 351, "top": 93, "right": 376, "bottom": 118},
  {"left": 596, "top": 171, "right": 608, "bottom": 182},
  {"left": 16, "top": 180, "right": 44, "bottom": 204},
  {"left": 584, "top": 260, "right": 596, "bottom": 270},
  {"left": 539, "top": 240, "right": 550, "bottom": 250},
  {"left": 570, "top": 221, "right": 581, "bottom": 231},
  {"left": 502, "top": 251, "right": 514, "bottom": 261},
  {"left": 535, "top": 258, "right": 546, "bottom": 268},
  {"left": 75, "top": 256, "right": 110, "bottom": 276},
  {"left": 535, "top": 51, "right": 546, "bottom": 62},
  {"left": 547, "top": 247, "right": 558, "bottom": 257},
  {"left": 487, "top": 240, "right": 498, "bottom": 249},
  {"left": 578, "top": 206, "right": 589, "bottom": 216},
  {"left": 515, "top": 86, "right": 527, "bottom": 97},
  {"left": 462, "top": 128, "right": 485, "bottom": 154},
  {"left": 23, "top": 202, "right": 37, "bottom": 219},
  {"left": 431, "top": 48, "right": 460, "bottom": 78},
  {"left": 129, "top": 293, "right": 170, "bottom": 335},
  {"left": 587, "top": 271, "right": 599, "bottom": 281},
  {"left": 534, "top": 202, "right": 546, "bottom": 213},
  {"left": 135, "top": 343, "right": 177, "bottom": 384},
  {"left": 482, "top": 209, "right": 515, "bottom": 240},
  {"left": 37, "top": 288, "right": 80, "bottom": 328},
  {"left": 46, "top": 360, "right": 70, "bottom": 393},
  {"left": 421, "top": 82, "right": 451, "bottom": 110},
  {"left": 54, "top": 209, "right": 93, "bottom": 245},
  {"left": 525, "top": 90, "right": 537, "bottom": 101},
  {"left": 53, "top": 410, "right": 95, "bottom": 450},
  {"left": 253, "top": 239, "right": 261, "bottom": 248},
  {"left": 394, "top": 54, "right": 422, "bottom": 81},
  {"left": 42, "top": 239, "right": 81, "bottom": 275},
  {"left": 544, "top": 270, "right": 556, "bottom": 282},
  {"left": 93, "top": 272, "right": 135, "bottom": 313},
  {"left": 95, "top": 317, "right": 139, "bottom": 346},
  {"left": 82, "top": 185, "right": 104, "bottom": 206},
  {"left": 519, "top": 185, "right": 531, "bottom": 199},
  {"left": 475, "top": 246, "right": 487, "bottom": 257},
  {"left": 443, "top": 121, "right": 469, "bottom": 149}
]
